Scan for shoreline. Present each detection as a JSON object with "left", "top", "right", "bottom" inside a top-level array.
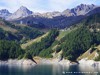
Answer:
[
  {"left": 0, "top": 58, "right": 100, "bottom": 67},
  {"left": 0, "top": 59, "right": 36, "bottom": 66},
  {"left": 79, "top": 59, "right": 100, "bottom": 67}
]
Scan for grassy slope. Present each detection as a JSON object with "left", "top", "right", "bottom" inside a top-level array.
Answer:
[
  {"left": 77, "top": 49, "right": 96, "bottom": 60},
  {"left": 77, "top": 45, "right": 100, "bottom": 60},
  {"left": 0, "top": 19, "right": 17, "bottom": 33},
  {"left": 57, "top": 27, "right": 78, "bottom": 40},
  {"left": 21, "top": 32, "right": 49, "bottom": 49},
  {"left": 57, "top": 30, "right": 71, "bottom": 40},
  {"left": 0, "top": 25, "right": 17, "bottom": 33}
]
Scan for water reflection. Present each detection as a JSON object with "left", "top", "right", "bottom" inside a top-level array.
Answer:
[
  {"left": 79, "top": 64, "right": 100, "bottom": 75},
  {"left": 0, "top": 64, "right": 100, "bottom": 75}
]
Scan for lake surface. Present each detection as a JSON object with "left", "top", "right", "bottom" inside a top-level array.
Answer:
[{"left": 0, "top": 64, "right": 100, "bottom": 75}]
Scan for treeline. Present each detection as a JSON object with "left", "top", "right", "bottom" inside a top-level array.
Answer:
[
  {"left": 26, "top": 29, "right": 59, "bottom": 57},
  {"left": 0, "top": 40, "right": 24, "bottom": 60}
]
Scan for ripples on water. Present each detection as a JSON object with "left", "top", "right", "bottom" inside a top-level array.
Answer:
[{"left": 0, "top": 64, "right": 100, "bottom": 75}]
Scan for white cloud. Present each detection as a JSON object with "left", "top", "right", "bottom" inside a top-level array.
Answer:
[{"left": 0, "top": 0, "right": 99, "bottom": 13}]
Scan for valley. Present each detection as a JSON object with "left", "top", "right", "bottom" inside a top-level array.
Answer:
[{"left": 0, "top": 4, "right": 100, "bottom": 66}]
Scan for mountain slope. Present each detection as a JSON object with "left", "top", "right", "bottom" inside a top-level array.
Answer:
[{"left": 0, "top": 18, "right": 43, "bottom": 43}]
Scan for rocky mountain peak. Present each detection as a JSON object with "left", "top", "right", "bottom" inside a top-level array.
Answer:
[
  {"left": 7, "top": 6, "right": 32, "bottom": 20},
  {"left": 0, "top": 9, "right": 11, "bottom": 19},
  {"left": 62, "top": 4, "right": 97, "bottom": 16},
  {"left": 0, "top": 9, "right": 10, "bottom": 14},
  {"left": 74, "top": 4, "right": 96, "bottom": 15},
  {"left": 76, "top": 4, "right": 96, "bottom": 10},
  {"left": 15, "top": 6, "right": 32, "bottom": 16},
  {"left": 19, "top": 6, "right": 30, "bottom": 12}
]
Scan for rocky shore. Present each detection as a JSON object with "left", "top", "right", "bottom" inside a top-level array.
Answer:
[
  {"left": 0, "top": 59, "right": 36, "bottom": 66},
  {"left": 34, "top": 57, "right": 78, "bottom": 65},
  {"left": 0, "top": 58, "right": 100, "bottom": 67},
  {"left": 79, "top": 59, "right": 100, "bottom": 67},
  {"left": 35, "top": 57, "right": 100, "bottom": 67},
  {"left": 0, "top": 58, "right": 78, "bottom": 66}
]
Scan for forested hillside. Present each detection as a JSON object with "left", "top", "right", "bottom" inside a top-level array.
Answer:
[
  {"left": 60, "top": 13, "right": 100, "bottom": 61},
  {"left": 0, "top": 40, "right": 24, "bottom": 60},
  {"left": 26, "top": 29, "right": 59, "bottom": 58},
  {"left": 0, "top": 13, "right": 100, "bottom": 61}
]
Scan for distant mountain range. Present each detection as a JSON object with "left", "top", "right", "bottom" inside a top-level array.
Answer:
[{"left": 0, "top": 4, "right": 100, "bottom": 28}]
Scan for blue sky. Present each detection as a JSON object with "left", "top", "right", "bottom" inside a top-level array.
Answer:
[{"left": 0, "top": 0, "right": 100, "bottom": 13}]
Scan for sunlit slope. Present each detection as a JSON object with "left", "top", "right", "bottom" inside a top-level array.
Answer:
[
  {"left": 21, "top": 32, "right": 49, "bottom": 49},
  {"left": 0, "top": 18, "right": 17, "bottom": 33},
  {"left": 78, "top": 45, "right": 100, "bottom": 60}
]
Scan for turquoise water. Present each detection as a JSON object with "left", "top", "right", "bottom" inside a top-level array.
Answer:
[{"left": 0, "top": 64, "right": 100, "bottom": 75}]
